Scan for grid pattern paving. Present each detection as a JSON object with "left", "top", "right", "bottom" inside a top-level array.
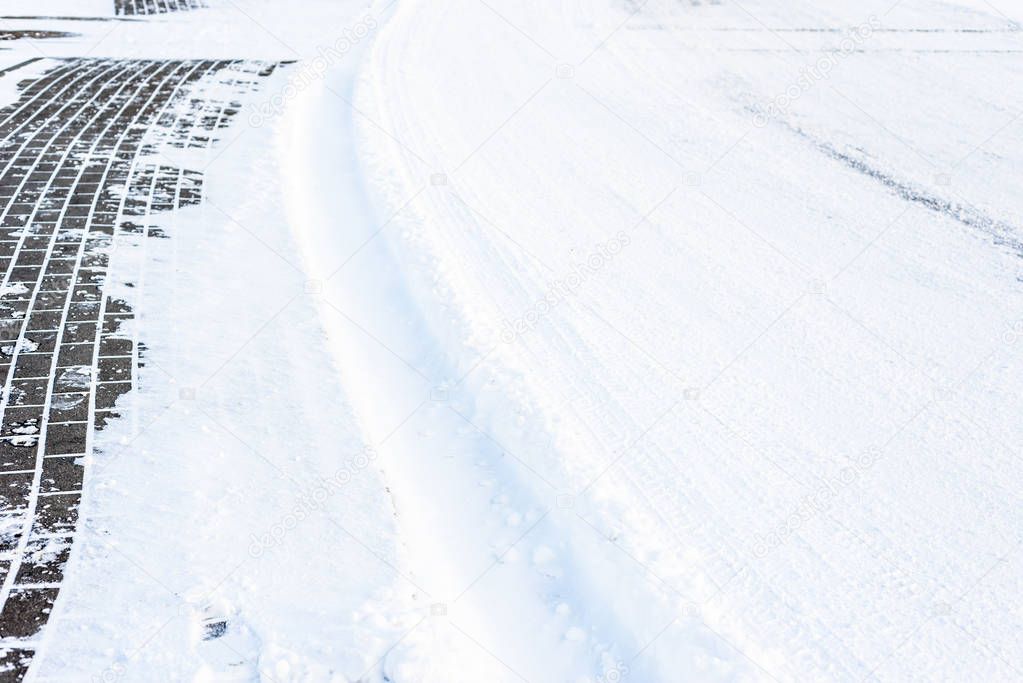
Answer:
[
  {"left": 0, "top": 32, "right": 77, "bottom": 42},
  {"left": 114, "top": 0, "right": 207, "bottom": 16},
  {"left": 0, "top": 57, "right": 281, "bottom": 680}
]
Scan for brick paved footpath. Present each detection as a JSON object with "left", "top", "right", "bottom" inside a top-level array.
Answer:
[
  {"left": 115, "top": 0, "right": 207, "bottom": 16},
  {"left": 0, "top": 58, "right": 282, "bottom": 680}
]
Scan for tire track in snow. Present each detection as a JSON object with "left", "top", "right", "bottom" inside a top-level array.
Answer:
[{"left": 775, "top": 117, "right": 1023, "bottom": 258}]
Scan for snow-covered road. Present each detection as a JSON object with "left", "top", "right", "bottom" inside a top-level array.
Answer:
[
  {"left": 312, "top": 0, "right": 1023, "bottom": 679},
  {"left": 0, "top": 0, "right": 1021, "bottom": 681}
]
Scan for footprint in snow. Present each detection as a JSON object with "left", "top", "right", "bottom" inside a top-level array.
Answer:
[{"left": 192, "top": 599, "right": 262, "bottom": 682}]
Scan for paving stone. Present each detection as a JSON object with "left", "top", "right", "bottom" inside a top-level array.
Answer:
[
  {"left": 23, "top": 331, "right": 58, "bottom": 354},
  {"left": 0, "top": 407, "right": 43, "bottom": 438},
  {"left": 56, "top": 343, "right": 93, "bottom": 367},
  {"left": 26, "top": 311, "right": 62, "bottom": 331},
  {"left": 95, "top": 382, "right": 131, "bottom": 410},
  {"left": 7, "top": 380, "right": 47, "bottom": 407},
  {"left": 98, "top": 336, "right": 132, "bottom": 357},
  {"left": 48, "top": 393, "right": 89, "bottom": 423},
  {"left": 97, "top": 357, "right": 131, "bottom": 383},
  {"left": 43, "top": 423, "right": 87, "bottom": 456},
  {"left": 0, "top": 589, "right": 58, "bottom": 638},
  {"left": 0, "top": 474, "right": 33, "bottom": 512},
  {"left": 60, "top": 322, "right": 97, "bottom": 344},
  {"left": 14, "top": 536, "right": 72, "bottom": 585},
  {"left": 39, "top": 457, "right": 84, "bottom": 494},
  {"left": 0, "top": 647, "right": 33, "bottom": 679}
]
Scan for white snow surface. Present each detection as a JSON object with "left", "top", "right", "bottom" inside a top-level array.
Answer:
[{"left": 3, "top": 0, "right": 1022, "bottom": 681}]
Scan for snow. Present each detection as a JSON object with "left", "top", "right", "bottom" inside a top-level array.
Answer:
[
  {"left": 2, "top": 0, "right": 1022, "bottom": 680},
  {"left": 319, "top": 0, "right": 1023, "bottom": 679}
]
